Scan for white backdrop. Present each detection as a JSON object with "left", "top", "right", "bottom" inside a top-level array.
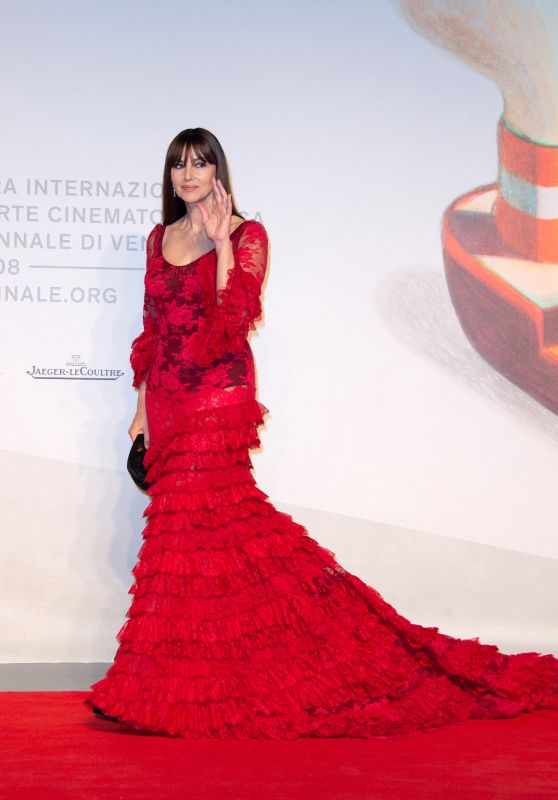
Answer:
[{"left": 1, "top": 0, "right": 557, "bottom": 661}]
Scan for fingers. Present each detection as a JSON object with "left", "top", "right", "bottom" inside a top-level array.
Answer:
[
  {"left": 212, "top": 177, "right": 224, "bottom": 211},
  {"left": 207, "top": 178, "right": 232, "bottom": 241},
  {"left": 128, "top": 415, "right": 146, "bottom": 441},
  {"left": 212, "top": 177, "right": 231, "bottom": 215},
  {"left": 211, "top": 176, "right": 220, "bottom": 205}
]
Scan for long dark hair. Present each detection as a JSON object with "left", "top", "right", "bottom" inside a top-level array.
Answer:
[{"left": 161, "top": 128, "right": 244, "bottom": 225}]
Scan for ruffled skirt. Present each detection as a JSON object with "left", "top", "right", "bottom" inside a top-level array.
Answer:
[{"left": 84, "top": 385, "right": 558, "bottom": 738}]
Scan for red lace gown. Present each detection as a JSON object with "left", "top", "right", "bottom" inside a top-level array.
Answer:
[{"left": 84, "top": 218, "right": 558, "bottom": 739}]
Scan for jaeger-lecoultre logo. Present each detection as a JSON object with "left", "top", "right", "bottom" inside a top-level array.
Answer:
[{"left": 27, "top": 354, "right": 125, "bottom": 380}]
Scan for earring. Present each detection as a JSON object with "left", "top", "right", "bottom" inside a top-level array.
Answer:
[{"left": 172, "top": 184, "right": 176, "bottom": 197}]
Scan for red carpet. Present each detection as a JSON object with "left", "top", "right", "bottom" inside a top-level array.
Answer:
[{"left": 1, "top": 691, "right": 557, "bottom": 799}]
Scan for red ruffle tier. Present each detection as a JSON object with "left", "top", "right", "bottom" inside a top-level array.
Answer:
[{"left": 84, "top": 388, "right": 558, "bottom": 739}]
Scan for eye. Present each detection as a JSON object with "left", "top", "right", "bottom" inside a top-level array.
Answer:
[{"left": 173, "top": 160, "right": 184, "bottom": 169}]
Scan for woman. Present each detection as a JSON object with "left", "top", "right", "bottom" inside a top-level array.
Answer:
[{"left": 84, "top": 127, "right": 558, "bottom": 739}]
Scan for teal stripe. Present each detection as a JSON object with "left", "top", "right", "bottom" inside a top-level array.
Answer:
[{"left": 499, "top": 168, "right": 538, "bottom": 216}]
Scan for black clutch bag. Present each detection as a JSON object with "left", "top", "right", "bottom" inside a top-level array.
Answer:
[{"left": 127, "top": 433, "right": 151, "bottom": 491}]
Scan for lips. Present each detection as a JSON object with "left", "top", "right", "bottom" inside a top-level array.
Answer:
[{"left": 182, "top": 186, "right": 197, "bottom": 190}]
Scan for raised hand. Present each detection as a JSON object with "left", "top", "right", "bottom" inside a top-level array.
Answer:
[{"left": 196, "top": 177, "right": 233, "bottom": 245}]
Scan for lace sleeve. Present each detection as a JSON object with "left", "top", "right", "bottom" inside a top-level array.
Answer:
[
  {"left": 188, "top": 220, "right": 268, "bottom": 368},
  {"left": 130, "top": 225, "right": 160, "bottom": 389}
]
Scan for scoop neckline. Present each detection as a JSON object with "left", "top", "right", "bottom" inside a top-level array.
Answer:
[{"left": 160, "top": 218, "right": 251, "bottom": 269}]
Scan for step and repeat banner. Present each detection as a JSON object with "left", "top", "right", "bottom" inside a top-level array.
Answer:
[{"left": 2, "top": 0, "right": 557, "bottom": 661}]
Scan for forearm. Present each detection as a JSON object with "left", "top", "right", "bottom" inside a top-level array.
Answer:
[
  {"left": 137, "top": 381, "right": 147, "bottom": 407},
  {"left": 214, "top": 237, "right": 235, "bottom": 303}
]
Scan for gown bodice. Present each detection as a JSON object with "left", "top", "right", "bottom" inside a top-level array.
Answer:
[{"left": 130, "top": 218, "right": 268, "bottom": 396}]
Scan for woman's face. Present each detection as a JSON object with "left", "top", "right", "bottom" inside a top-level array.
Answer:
[{"left": 170, "top": 145, "right": 216, "bottom": 205}]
